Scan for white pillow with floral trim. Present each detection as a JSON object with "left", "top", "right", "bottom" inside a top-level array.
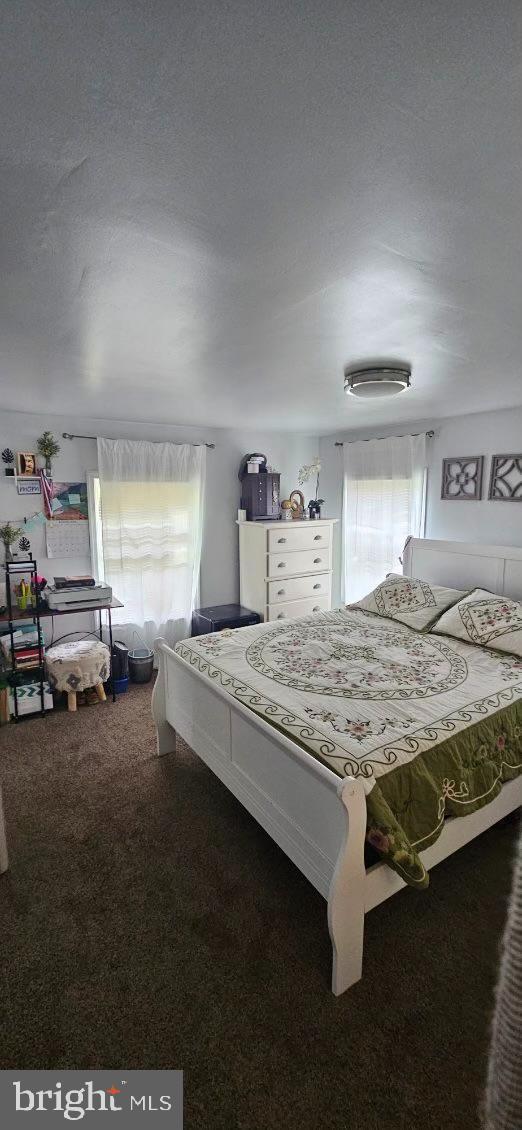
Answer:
[
  {"left": 432, "top": 588, "right": 522, "bottom": 657},
  {"left": 349, "top": 573, "right": 467, "bottom": 631}
]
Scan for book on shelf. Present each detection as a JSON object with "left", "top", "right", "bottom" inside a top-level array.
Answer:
[
  {"left": 1, "top": 631, "right": 43, "bottom": 661},
  {"left": 13, "top": 635, "right": 42, "bottom": 650},
  {"left": 14, "top": 654, "right": 43, "bottom": 666},
  {"left": 12, "top": 643, "right": 45, "bottom": 670}
]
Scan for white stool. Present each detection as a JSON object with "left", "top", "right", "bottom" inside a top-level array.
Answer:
[{"left": 45, "top": 639, "right": 110, "bottom": 712}]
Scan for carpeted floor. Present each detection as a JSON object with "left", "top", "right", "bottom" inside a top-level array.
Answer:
[{"left": 0, "top": 683, "right": 518, "bottom": 1129}]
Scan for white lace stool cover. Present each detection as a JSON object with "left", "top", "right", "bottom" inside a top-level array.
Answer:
[{"left": 45, "top": 639, "right": 110, "bottom": 694}]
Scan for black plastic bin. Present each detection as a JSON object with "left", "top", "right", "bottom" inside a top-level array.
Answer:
[
  {"left": 112, "top": 641, "right": 129, "bottom": 679},
  {"left": 111, "top": 640, "right": 129, "bottom": 693}
]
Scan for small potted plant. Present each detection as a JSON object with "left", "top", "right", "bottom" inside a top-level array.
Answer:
[
  {"left": 36, "top": 431, "right": 60, "bottom": 476},
  {"left": 0, "top": 522, "right": 23, "bottom": 563},
  {"left": 297, "top": 457, "right": 324, "bottom": 519},
  {"left": 2, "top": 449, "right": 15, "bottom": 477}
]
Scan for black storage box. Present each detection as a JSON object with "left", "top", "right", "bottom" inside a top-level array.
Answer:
[
  {"left": 191, "top": 604, "right": 261, "bottom": 636},
  {"left": 240, "top": 472, "right": 280, "bottom": 521}
]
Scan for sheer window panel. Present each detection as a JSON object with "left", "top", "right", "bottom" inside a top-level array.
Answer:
[
  {"left": 97, "top": 439, "right": 205, "bottom": 649},
  {"left": 342, "top": 434, "right": 427, "bottom": 603}
]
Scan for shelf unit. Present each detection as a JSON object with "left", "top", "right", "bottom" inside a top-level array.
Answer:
[
  {"left": 2, "top": 559, "right": 48, "bottom": 721},
  {"left": 0, "top": 594, "right": 124, "bottom": 713}
]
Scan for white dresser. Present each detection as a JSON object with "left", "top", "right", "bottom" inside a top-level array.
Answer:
[{"left": 238, "top": 519, "right": 337, "bottom": 622}]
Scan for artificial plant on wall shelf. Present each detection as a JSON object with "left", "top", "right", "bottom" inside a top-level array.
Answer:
[
  {"left": 0, "top": 522, "right": 23, "bottom": 563},
  {"left": 36, "top": 431, "right": 60, "bottom": 475},
  {"left": 1, "top": 449, "right": 14, "bottom": 477}
]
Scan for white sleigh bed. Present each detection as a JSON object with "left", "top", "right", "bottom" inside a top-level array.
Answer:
[{"left": 152, "top": 538, "right": 522, "bottom": 995}]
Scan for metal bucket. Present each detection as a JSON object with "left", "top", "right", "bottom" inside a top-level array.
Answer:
[{"left": 128, "top": 634, "right": 154, "bottom": 684}]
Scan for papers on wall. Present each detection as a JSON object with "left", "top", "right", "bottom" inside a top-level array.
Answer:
[
  {"left": 45, "top": 520, "right": 90, "bottom": 559},
  {"left": 22, "top": 511, "right": 46, "bottom": 531}
]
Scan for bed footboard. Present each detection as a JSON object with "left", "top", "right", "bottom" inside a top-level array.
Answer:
[
  {"left": 152, "top": 638, "right": 177, "bottom": 756},
  {"left": 328, "top": 776, "right": 367, "bottom": 995},
  {"left": 152, "top": 637, "right": 369, "bottom": 995}
]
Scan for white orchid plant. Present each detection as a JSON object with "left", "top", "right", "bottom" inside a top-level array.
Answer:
[{"left": 297, "top": 456, "right": 324, "bottom": 514}]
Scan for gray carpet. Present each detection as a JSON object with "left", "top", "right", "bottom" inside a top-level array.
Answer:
[{"left": 0, "top": 682, "right": 518, "bottom": 1129}]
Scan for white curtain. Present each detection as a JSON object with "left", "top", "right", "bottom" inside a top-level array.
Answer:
[
  {"left": 342, "top": 433, "right": 427, "bottom": 603},
  {"left": 97, "top": 438, "right": 206, "bottom": 649}
]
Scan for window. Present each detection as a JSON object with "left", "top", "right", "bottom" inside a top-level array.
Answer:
[
  {"left": 90, "top": 439, "right": 206, "bottom": 648},
  {"left": 342, "top": 434, "right": 427, "bottom": 602}
]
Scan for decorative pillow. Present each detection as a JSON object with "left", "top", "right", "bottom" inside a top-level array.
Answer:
[
  {"left": 432, "top": 588, "right": 522, "bottom": 657},
  {"left": 349, "top": 574, "right": 467, "bottom": 631}
]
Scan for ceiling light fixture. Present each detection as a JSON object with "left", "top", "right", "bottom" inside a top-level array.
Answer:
[{"left": 344, "top": 365, "right": 411, "bottom": 399}]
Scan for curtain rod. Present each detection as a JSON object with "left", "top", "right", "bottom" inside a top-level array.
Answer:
[
  {"left": 334, "top": 430, "right": 434, "bottom": 446},
  {"left": 62, "top": 432, "right": 215, "bottom": 449}
]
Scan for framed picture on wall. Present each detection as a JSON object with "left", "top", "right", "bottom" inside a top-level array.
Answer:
[
  {"left": 16, "top": 452, "right": 38, "bottom": 477},
  {"left": 441, "top": 456, "right": 484, "bottom": 500}
]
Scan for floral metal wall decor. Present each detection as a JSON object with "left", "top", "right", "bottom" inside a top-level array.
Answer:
[
  {"left": 488, "top": 454, "right": 522, "bottom": 501},
  {"left": 441, "top": 456, "right": 484, "bottom": 500}
]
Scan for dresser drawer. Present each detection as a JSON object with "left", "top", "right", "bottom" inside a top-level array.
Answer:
[
  {"left": 268, "top": 524, "right": 331, "bottom": 555},
  {"left": 267, "top": 572, "right": 331, "bottom": 605},
  {"left": 268, "top": 594, "right": 330, "bottom": 621},
  {"left": 267, "top": 546, "right": 332, "bottom": 578}
]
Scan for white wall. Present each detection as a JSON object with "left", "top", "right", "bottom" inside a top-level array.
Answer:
[
  {"left": 1, "top": 410, "right": 318, "bottom": 639},
  {"left": 6, "top": 402, "right": 520, "bottom": 632},
  {"left": 320, "top": 405, "right": 522, "bottom": 606}
]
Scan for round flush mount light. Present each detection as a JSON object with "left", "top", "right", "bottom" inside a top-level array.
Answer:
[{"left": 344, "top": 365, "right": 411, "bottom": 399}]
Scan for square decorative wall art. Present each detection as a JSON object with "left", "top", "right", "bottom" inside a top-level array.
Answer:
[
  {"left": 488, "top": 454, "right": 522, "bottom": 501},
  {"left": 49, "top": 481, "right": 89, "bottom": 519},
  {"left": 441, "top": 456, "right": 484, "bottom": 500}
]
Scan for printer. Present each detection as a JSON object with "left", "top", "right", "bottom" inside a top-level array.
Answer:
[{"left": 46, "top": 582, "right": 113, "bottom": 611}]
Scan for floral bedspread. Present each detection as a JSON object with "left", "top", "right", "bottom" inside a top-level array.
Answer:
[{"left": 175, "top": 609, "right": 522, "bottom": 887}]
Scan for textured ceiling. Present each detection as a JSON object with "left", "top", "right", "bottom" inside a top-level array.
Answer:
[{"left": 1, "top": 0, "right": 522, "bottom": 433}]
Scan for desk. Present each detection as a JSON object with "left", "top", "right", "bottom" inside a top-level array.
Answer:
[{"left": 0, "top": 596, "right": 124, "bottom": 711}]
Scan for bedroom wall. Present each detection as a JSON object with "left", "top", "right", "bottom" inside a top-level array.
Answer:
[
  {"left": 0, "top": 409, "right": 318, "bottom": 639},
  {"left": 319, "top": 405, "right": 522, "bottom": 606}
]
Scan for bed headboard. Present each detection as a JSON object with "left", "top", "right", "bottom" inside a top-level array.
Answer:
[{"left": 402, "top": 537, "right": 522, "bottom": 600}]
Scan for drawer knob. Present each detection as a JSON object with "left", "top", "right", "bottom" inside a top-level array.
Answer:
[
  {"left": 277, "top": 537, "right": 287, "bottom": 544},
  {"left": 277, "top": 612, "right": 285, "bottom": 619},
  {"left": 313, "top": 583, "right": 321, "bottom": 590},
  {"left": 313, "top": 557, "right": 321, "bottom": 564},
  {"left": 277, "top": 589, "right": 285, "bottom": 596},
  {"left": 313, "top": 534, "right": 322, "bottom": 541},
  {"left": 278, "top": 561, "right": 286, "bottom": 568}
]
